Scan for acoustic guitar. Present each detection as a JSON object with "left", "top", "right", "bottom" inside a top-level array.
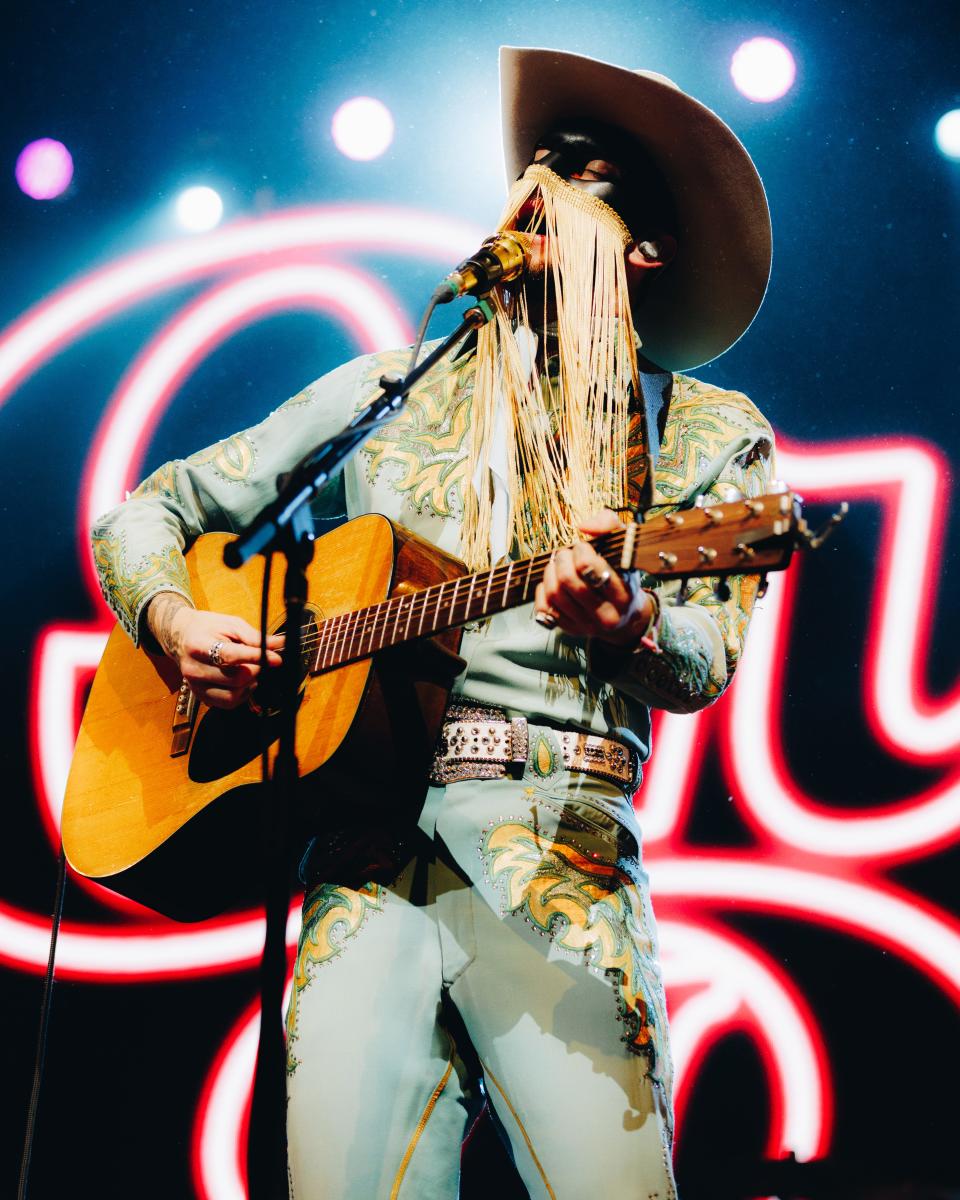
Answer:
[{"left": 62, "top": 491, "right": 804, "bottom": 919}]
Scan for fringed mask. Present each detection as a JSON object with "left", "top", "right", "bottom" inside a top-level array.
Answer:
[{"left": 460, "top": 138, "right": 643, "bottom": 571}]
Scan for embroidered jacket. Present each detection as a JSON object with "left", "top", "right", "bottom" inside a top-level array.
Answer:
[{"left": 92, "top": 344, "right": 774, "bottom": 831}]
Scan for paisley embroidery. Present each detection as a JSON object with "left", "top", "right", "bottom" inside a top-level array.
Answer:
[
  {"left": 285, "top": 880, "right": 385, "bottom": 1075},
  {"left": 641, "top": 375, "right": 775, "bottom": 696},
  {"left": 185, "top": 432, "right": 256, "bottom": 482},
  {"left": 359, "top": 348, "right": 474, "bottom": 519},
  {"left": 91, "top": 527, "right": 190, "bottom": 639},
  {"left": 279, "top": 384, "right": 318, "bottom": 410},
  {"left": 480, "top": 819, "right": 671, "bottom": 1090},
  {"left": 130, "top": 461, "right": 182, "bottom": 506}
]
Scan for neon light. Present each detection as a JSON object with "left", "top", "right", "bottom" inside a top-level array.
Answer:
[
  {"left": 651, "top": 859, "right": 960, "bottom": 1005},
  {"left": 779, "top": 440, "right": 959, "bottom": 761},
  {"left": 80, "top": 263, "right": 413, "bottom": 598},
  {"left": 4, "top": 202, "right": 960, "bottom": 1186},
  {"left": 662, "top": 921, "right": 829, "bottom": 1159},
  {"left": 192, "top": 1003, "right": 257, "bottom": 1200},
  {"left": 635, "top": 710, "right": 708, "bottom": 844},
  {"left": 0, "top": 206, "right": 484, "bottom": 406},
  {"left": 31, "top": 626, "right": 108, "bottom": 840},
  {"left": 729, "top": 569, "right": 960, "bottom": 860}
]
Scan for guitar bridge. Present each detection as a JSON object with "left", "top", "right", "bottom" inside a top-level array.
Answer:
[{"left": 170, "top": 679, "right": 199, "bottom": 757}]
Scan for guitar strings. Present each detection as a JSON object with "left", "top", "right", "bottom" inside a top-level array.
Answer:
[
  {"left": 293, "top": 518, "right": 694, "bottom": 664},
  {"left": 293, "top": 531, "right": 628, "bottom": 663},
  {"left": 294, "top": 513, "right": 744, "bottom": 662}
]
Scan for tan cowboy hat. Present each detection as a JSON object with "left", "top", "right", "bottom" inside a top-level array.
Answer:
[{"left": 500, "top": 46, "right": 772, "bottom": 370}]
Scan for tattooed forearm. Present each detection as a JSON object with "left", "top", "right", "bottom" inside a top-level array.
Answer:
[{"left": 147, "top": 592, "right": 192, "bottom": 659}]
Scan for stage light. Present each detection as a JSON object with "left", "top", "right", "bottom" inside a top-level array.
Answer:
[
  {"left": 175, "top": 186, "right": 224, "bottom": 233},
  {"left": 730, "top": 37, "right": 796, "bottom": 103},
  {"left": 934, "top": 110, "right": 960, "bottom": 161},
  {"left": 15, "top": 138, "right": 74, "bottom": 200},
  {"left": 331, "top": 96, "right": 395, "bottom": 161}
]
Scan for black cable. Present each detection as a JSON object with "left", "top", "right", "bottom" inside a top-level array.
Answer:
[
  {"left": 18, "top": 842, "right": 68, "bottom": 1200},
  {"left": 406, "top": 290, "right": 443, "bottom": 378},
  {"left": 259, "top": 548, "right": 273, "bottom": 776}
]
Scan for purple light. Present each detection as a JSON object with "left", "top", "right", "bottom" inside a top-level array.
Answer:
[
  {"left": 15, "top": 138, "right": 74, "bottom": 200},
  {"left": 731, "top": 38, "right": 797, "bottom": 103}
]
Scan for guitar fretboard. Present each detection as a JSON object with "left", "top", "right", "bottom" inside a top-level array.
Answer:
[
  {"left": 306, "top": 528, "right": 627, "bottom": 673},
  {"left": 298, "top": 490, "right": 798, "bottom": 673}
]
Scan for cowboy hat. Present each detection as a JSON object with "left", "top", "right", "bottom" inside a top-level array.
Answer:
[{"left": 500, "top": 46, "right": 772, "bottom": 370}]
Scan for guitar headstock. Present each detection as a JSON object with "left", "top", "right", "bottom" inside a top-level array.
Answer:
[{"left": 622, "top": 491, "right": 804, "bottom": 580}]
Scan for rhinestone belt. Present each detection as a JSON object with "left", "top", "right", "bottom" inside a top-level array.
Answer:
[{"left": 429, "top": 702, "right": 637, "bottom": 790}]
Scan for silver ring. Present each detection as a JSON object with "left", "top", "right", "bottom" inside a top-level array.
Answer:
[
  {"left": 581, "top": 566, "right": 612, "bottom": 591},
  {"left": 209, "top": 641, "right": 225, "bottom": 667}
]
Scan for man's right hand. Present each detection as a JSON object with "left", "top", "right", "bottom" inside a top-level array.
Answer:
[{"left": 146, "top": 592, "right": 284, "bottom": 709}]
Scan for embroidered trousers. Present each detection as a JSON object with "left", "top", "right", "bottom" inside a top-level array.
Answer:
[{"left": 285, "top": 762, "right": 677, "bottom": 1200}]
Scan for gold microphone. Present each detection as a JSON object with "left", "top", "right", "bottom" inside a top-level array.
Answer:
[{"left": 435, "top": 230, "right": 532, "bottom": 302}]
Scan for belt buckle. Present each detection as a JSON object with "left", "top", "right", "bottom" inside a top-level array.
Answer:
[{"left": 508, "top": 717, "right": 528, "bottom": 778}]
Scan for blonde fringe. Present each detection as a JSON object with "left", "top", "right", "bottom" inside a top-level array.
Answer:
[{"left": 460, "top": 164, "right": 640, "bottom": 570}]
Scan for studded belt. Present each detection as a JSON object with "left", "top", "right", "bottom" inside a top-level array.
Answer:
[{"left": 428, "top": 702, "right": 637, "bottom": 790}]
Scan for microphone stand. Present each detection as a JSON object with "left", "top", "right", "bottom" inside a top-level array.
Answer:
[{"left": 229, "top": 297, "right": 494, "bottom": 1200}]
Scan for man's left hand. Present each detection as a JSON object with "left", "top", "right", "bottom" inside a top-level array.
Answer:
[{"left": 534, "top": 509, "right": 653, "bottom": 646}]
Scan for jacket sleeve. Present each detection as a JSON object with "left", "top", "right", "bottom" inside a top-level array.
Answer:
[
  {"left": 588, "top": 378, "right": 776, "bottom": 714},
  {"left": 91, "top": 354, "right": 366, "bottom": 646}
]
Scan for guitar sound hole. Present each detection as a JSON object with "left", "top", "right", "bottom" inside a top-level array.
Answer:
[
  {"left": 250, "top": 611, "right": 318, "bottom": 716},
  {"left": 187, "top": 612, "right": 318, "bottom": 783}
]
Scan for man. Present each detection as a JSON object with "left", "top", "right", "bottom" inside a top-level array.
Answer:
[{"left": 93, "top": 47, "right": 773, "bottom": 1199}]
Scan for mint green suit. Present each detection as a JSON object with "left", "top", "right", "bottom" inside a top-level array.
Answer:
[{"left": 93, "top": 341, "right": 774, "bottom": 1198}]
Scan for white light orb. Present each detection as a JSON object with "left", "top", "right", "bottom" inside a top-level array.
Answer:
[
  {"left": 331, "top": 96, "right": 395, "bottom": 161},
  {"left": 731, "top": 37, "right": 797, "bottom": 103},
  {"left": 934, "top": 109, "right": 960, "bottom": 161},
  {"left": 175, "top": 186, "right": 224, "bottom": 232}
]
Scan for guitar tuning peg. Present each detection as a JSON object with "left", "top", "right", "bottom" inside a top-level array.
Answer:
[
  {"left": 768, "top": 479, "right": 789, "bottom": 494},
  {"left": 758, "top": 573, "right": 770, "bottom": 598},
  {"left": 713, "top": 579, "right": 732, "bottom": 602},
  {"left": 805, "top": 501, "right": 850, "bottom": 550},
  {"left": 720, "top": 484, "right": 744, "bottom": 502}
]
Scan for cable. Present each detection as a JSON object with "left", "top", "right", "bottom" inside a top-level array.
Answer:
[
  {"left": 18, "top": 843, "right": 68, "bottom": 1200},
  {"left": 406, "top": 289, "right": 444, "bottom": 378}
]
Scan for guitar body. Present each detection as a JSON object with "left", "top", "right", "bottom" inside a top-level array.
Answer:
[
  {"left": 62, "top": 489, "right": 806, "bottom": 920},
  {"left": 62, "top": 515, "right": 467, "bottom": 919}
]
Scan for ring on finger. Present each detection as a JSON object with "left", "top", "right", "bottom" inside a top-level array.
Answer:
[
  {"left": 580, "top": 565, "right": 612, "bottom": 591},
  {"left": 209, "top": 640, "right": 225, "bottom": 667}
]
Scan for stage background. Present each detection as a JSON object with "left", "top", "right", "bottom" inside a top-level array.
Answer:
[{"left": 2, "top": 2, "right": 959, "bottom": 1197}]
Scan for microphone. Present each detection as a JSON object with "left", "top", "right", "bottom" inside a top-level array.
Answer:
[{"left": 434, "top": 230, "right": 532, "bottom": 303}]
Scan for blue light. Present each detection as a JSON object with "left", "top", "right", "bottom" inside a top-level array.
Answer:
[{"left": 934, "top": 110, "right": 960, "bottom": 161}]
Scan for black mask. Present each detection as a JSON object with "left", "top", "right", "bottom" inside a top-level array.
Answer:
[{"left": 527, "top": 120, "right": 675, "bottom": 242}]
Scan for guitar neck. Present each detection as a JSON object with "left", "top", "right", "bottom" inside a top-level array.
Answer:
[
  {"left": 308, "top": 534, "right": 614, "bottom": 673},
  {"left": 306, "top": 490, "right": 800, "bottom": 674}
]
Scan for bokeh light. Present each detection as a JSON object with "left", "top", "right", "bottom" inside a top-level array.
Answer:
[
  {"left": 331, "top": 96, "right": 395, "bottom": 161},
  {"left": 934, "top": 109, "right": 960, "bottom": 160},
  {"left": 15, "top": 138, "right": 74, "bottom": 200},
  {"left": 174, "top": 186, "right": 224, "bottom": 232},
  {"left": 731, "top": 37, "right": 797, "bottom": 102}
]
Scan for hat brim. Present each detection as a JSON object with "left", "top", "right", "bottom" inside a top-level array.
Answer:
[{"left": 500, "top": 46, "right": 772, "bottom": 371}]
